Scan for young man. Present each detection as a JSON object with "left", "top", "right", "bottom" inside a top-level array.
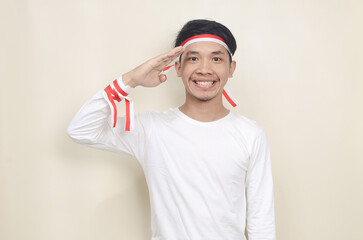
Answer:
[{"left": 68, "top": 19, "right": 276, "bottom": 240}]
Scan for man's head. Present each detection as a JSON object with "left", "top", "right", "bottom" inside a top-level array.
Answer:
[
  {"left": 175, "top": 19, "right": 237, "bottom": 63},
  {"left": 174, "top": 19, "right": 237, "bottom": 104}
]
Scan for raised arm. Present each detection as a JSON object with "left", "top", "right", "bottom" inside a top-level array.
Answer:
[{"left": 67, "top": 46, "right": 184, "bottom": 156}]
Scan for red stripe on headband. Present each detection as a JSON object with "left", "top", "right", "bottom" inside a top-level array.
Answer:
[{"left": 181, "top": 34, "right": 227, "bottom": 46}]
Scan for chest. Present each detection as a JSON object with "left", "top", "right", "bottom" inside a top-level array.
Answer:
[{"left": 145, "top": 124, "right": 250, "bottom": 182}]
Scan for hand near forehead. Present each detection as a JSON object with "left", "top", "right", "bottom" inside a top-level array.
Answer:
[{"left": 122, "top": 46, "right": 184, "bottom": 88}]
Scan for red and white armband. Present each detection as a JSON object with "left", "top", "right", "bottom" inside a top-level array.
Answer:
[{"left": 103, "top": 77, "right": 134, "bottom": 131}]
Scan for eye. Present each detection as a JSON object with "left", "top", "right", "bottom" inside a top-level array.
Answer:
[
  {"left": 212, "top": 57, "right": 221, "bottom": 62},
  {"left": 189, "top": 56, "right": 198, "bottom": 61}
]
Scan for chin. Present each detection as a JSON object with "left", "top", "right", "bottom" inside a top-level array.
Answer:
[{"left": 191, "top": 93, "right": 219, "bottom": 102}]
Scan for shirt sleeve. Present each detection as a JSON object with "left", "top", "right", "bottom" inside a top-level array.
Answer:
[
  {"left": 67, "top": 80, "right": 152, "bottom": 167},
  {"left": 245, "top": 129, "right": 276, "bottom": 240}
]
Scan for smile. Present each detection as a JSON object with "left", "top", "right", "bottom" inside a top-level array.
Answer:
[
  {"left": 195, "top": 81, "right": 215, "bottom": 85},
  {"left": 192, "top": 80, "right": 217, "bottom": 88}
]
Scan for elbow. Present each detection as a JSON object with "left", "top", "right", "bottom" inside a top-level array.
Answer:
[
  {"left": 67, "top": 123, "right": 80, "bottom": 142},
  {"left": 67, "top": 122, "right": 86, "bottom": 143},
  {"left": 66, "top": 122, "right": 99, "bottom": 145}
]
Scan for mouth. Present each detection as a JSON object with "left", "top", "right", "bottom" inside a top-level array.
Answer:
[{"left": 191, "top": 80, "right": 217, "bottom": 88}]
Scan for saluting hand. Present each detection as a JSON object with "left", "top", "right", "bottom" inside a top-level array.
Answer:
[{"left": 122, "top": 46, "right": 184, "bottom": 88}]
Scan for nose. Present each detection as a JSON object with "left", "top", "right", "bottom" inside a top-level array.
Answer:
[{"left": 196, "top": 59, "right": 213, "bottom": 75}]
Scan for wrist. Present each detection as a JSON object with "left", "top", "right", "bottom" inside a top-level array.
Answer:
[
  {"left": 121, "top": 72, "right": 138, "bottom": 88},
  {"left": 116, "top": 76, "right": 134, "bottom": 94}
]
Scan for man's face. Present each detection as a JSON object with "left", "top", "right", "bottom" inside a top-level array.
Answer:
[{"left": 175, "top": 41, "right": 236, "bottom": 103}]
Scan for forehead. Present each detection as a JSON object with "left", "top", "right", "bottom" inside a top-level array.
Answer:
[{"left": 184, "top": 41, "right": 229, "bottom": 55}]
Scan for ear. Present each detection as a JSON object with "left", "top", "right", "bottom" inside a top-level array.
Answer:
[
  {"left": 174, "top": 61, "right": 182, "bottom": 77},
  {"left": 228, "top": 60, "right": 236, "bottom": 78}
]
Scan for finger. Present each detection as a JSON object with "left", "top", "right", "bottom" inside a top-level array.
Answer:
[
  {"left": 157, "top": 46, "right": 184, "bottom": 64},
  {"left": 150, "top": 46, "right": 184, "bottom": 71},
  {"left": 165, "top": 46, "right": 184, "bottom": 61},
  {"left": 159, "top": 74, "right": 167, "bottom": 83}
]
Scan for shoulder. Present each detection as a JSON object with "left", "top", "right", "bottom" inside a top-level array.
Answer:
[
  {"left": 134, "top": 108, "right": 179, "bottom": 124},
  {"left": 228, "top": 112, "right": 269, "bottom": 156},
  {"left": 228, "top": 112, "right": 265, "bottom": 136},
  {"left": 227, "top": 112, "right": 268, "bottom": 147}
]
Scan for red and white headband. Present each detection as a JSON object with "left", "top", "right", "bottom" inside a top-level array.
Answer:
[{"left": 181, "top": 34, "right": 232, "bottom": 55}]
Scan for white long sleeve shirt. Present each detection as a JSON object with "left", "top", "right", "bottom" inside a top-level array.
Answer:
[{"left": 67, "top": 80, "right": 276, "bottom": 240}]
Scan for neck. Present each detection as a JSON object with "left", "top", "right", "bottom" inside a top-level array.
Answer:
[{"left": 179, "top": 93, "right": 230, "bottom": 122}]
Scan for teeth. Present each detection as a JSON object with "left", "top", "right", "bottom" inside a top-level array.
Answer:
[{"left": 195, "top": 81, "right": 214, "bottom": 86}]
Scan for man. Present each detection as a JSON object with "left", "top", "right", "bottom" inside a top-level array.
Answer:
[{"left": 68, "top": 19, "right": 276, "bottom": 240}]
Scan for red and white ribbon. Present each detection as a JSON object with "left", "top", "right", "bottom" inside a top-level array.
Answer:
[
  {"left": 161, "top": 34, "right": 238, "bottom": 107},
  {"left": 103, "top": 77, "right": 134, "bottom": 131}
]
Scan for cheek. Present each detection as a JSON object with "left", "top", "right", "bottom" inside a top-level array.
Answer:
[
  {"left": 179, "top": 65, "right": 194, "bottom": 78},
  {"left": 216, "top": 67, "right": 230, "bottom": 78}
]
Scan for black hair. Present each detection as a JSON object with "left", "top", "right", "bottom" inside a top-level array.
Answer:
[{"left": 174, "top": 19, "right": 237, "bottom": 62}]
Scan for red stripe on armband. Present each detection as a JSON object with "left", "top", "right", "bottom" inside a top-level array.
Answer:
[
  {"left": 125, "top": 99, "right": 131, "bottom": 131},
  {"left": 104, "top": 85, "right": 122, "bottom": 128},
  {"left": 113, "top": 79, "right": 128, "bottom": 97}
]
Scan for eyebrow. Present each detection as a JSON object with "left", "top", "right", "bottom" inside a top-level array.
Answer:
[
  {"left": 185, "top": 50, "right": 225, "bottom": 56},
  {"left": 211, "top": 50, "right": 225, "bottom": 55},
  {"left": 185, "top": 51, "right": 200, "bottom": 56}
]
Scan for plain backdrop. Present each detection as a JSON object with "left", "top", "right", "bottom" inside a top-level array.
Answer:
[{"left": 1, "top": 0, "right": 362, "bottom": 239}]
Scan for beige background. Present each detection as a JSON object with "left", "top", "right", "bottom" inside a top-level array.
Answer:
[{"left": 1, "top": 0, "right": 362, "bottom": 239}]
